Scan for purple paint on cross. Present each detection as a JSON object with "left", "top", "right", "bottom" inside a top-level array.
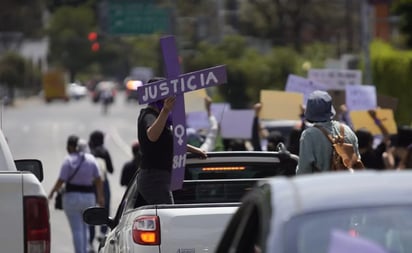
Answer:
[{"left": 137, "top": 35, "right": 227, "bottom": 190}]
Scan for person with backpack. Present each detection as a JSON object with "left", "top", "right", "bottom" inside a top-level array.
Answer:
[{"left": 296, "top": 90, "right": 362, "bottom": 174}]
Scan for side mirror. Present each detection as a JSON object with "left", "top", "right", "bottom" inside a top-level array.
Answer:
[
  {"left": 83, "top": 207, "right": 116, "bottom": 229},
  {"left": 15, "top": 159, "right": 44, "bottom": 182}
]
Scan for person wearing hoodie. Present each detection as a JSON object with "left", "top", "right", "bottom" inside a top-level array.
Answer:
[
  {"left": 88, "top": 130, "right": 114, "bottom": 247},
  {"left": 48, "top": 135, "right": 104, "bottom": 253}
]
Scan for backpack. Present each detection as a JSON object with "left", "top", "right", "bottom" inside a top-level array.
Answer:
[{"left": 315, "top": 124, "right": 365, "bottom": 172}]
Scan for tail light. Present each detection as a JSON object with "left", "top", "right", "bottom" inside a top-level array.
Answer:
[
  {"left": 132, "top": 216, "right": 160, "bottom": 245},
  {"left": 24, "top": 196, "right": 50, "bottom": 253}
]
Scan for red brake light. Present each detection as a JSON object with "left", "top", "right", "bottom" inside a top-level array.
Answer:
[
  {"left": 348, "top": 229, "right": 359, "bottom": 237},
  {"left": 24, "top": 196, "right": 50, "bottom": 253},
  {"left": 132, "top": 216, "right": 160, "bottom": 245}
]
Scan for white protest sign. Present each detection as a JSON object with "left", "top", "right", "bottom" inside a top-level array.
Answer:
[
  {"left": 308, "top": 69, "right": 362, "bottom": 90},
  {"left": 345, "top": 84, "right": 377, "bottom": 111},
  {"left": 220, "top": 109, "right": 254, "bottom": 139},
  {"left": 285, "top": 74, "right": 329, "bottom": 104}
]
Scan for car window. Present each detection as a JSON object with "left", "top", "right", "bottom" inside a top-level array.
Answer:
[
  {"left": 173, "top": 162, "right": 291, "bottom": 204},
  {"left": 285, "top": 206, "right": 412, "bottom": 253}
]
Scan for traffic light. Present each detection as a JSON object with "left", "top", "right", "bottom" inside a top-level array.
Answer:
[
  {"left": 88, "top": 32, "right": 98, "bottom": 41},
  {"left": 91, "top": 42, "right": 100, "bottom": 52},
  {"left": 88, "top": 31, "right": 100, "bottom": 52}
]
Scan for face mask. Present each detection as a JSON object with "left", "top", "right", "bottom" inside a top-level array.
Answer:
[{"left": 150, "top": 100, "right": 173, "bottom": 127}]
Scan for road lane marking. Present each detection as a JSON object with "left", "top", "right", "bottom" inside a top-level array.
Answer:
[{"left": 109, "top": 126, "right": 132, "bottom": 157}]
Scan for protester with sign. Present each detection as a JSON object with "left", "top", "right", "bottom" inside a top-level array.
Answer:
[
  {"left": 137, "top": 78, "right": 207, "bottom": 205},
  {"left": 386, "top": 126, "right": 412, "bottom": 169},
  {"left": 251, "top": 103, "right": 269, "bottom": 151},
  {"left": 355, "top": 110, "right": 392, "bottom": 170},
  {"left": 187, "top": 96, "right": 219, "bottom": 152}
]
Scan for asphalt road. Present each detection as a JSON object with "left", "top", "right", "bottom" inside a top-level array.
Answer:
[{"left": 2, "top": 92, "right": 142, "bottom": 253}]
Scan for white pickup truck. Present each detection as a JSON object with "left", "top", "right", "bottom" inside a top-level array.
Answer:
[
  {"left": 83, "top": 150, "right": 298, "bottom": 253},
  {"left": 0, "top": 128, "right": 50, "bottom": 253}
]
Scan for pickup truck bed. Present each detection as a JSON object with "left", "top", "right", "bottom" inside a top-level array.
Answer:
[
  {"left": 84, "top": 151, "right": 298, "bottom": 253},
  {"left": 0, "top": 127, "right": 49, "bottom": 253}
]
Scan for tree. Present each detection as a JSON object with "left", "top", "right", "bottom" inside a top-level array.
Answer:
[
  {"left": 237, "top": 0, "right": 355, "bottom": 52},
  {"left": 0, "top": 52, "right": 27, "bottom": 103},
  {"left": 392, "top": 0, "right": 412, "bottom": 48},
  {"left": 0, "top": 0, "right": 45, "bottom": 38},
  {"left": 47, "top": 5, "right": 96, "bottom": 82}
]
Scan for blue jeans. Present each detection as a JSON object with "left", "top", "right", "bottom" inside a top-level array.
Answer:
[{"left": 63, "top": 192, "right": 96, "bottom": 253}]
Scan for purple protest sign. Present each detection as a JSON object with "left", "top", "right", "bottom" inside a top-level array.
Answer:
[
  {"left": 137, "top": 65, "right": 227, "bottom": 104},
  {"left": 138, "top": 35, "right": 227, "bottom": 190}
]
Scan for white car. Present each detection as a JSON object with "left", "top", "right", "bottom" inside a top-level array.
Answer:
[
  {"left": 216, "top": 170, "right": 412, "bottom": 253},
  {"left": 67, "top": 83, "right": 88, "bottom": 100}
]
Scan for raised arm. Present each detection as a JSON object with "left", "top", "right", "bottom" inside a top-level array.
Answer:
[{"left": 147, "top": 97, "right": 176, "bottom": 142}]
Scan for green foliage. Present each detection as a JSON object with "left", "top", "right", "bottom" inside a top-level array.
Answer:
[
  {"left": 392, "top": 0, "right": 412, "bottom": 48},
  {"left": 47, "top": 5, "right": 96, "bottom": 81},
  {"left": 0, "top": 52, "right": 41, "bottom": 100},
  {"left": 0, "top": 53, "right": 26, "bottom": 87},
  {"left": 124, "top": 35, "right": 163, "bottom": 75},
  {"left": 0, "top": 0, "right": 45, "bottom": 38},
  {"left": 370, "top": 40, "right": 412, "bottom": 125},
  {"left": 184, "top": 35, "right": 318, "bottom": 108}
]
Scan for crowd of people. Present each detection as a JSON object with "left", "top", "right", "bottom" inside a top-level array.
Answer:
[{"left": 47, "top": 84, "right": 412, "bottom": 253}]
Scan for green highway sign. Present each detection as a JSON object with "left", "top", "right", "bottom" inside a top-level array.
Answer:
[{"left": 104, "top": 2, "right": 171, "bottom": 35}]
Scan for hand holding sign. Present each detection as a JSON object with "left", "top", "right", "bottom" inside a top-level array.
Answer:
[
  {"left": 137, "top": 35, "right": 227, "bottom": 190},
  {"left": 163, "top": 96, "right": 176, "bottom": 112}
]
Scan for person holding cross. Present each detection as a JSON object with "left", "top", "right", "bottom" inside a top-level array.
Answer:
[{"left": 137, "top": 77, "right": 208, "bottom": 205}]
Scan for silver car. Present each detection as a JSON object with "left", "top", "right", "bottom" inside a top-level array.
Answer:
[{"left": 216, "top": 171, "right": 412, "bottom": 253}]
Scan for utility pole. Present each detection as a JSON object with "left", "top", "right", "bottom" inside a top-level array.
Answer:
[
  {"left": 216, "top": 0, "right": 224, "bottom": 42},
  {"left": 361, "top": 0, "right": 372, "bottom": 85}
]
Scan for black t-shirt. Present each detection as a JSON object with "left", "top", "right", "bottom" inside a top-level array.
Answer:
[
  {"left": 361, "top": 142, "right": 386, "bottom": 170},
  {"left": 138, "top": 107, "right": 173, "bottom": 172},
  {"left": 91, "top": 146, "right": 114, "bottom": 174},
  {"left": 120, "top": 158, "right": 139, "bottom": 186}
]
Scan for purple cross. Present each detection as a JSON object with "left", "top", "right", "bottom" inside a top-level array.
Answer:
[{"left": 137, "top": 35, "right": 227, "bottom": 190}]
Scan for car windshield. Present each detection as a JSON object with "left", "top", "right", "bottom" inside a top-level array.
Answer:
[{"left": 284, "top": 206, "right": 412, "bottom": 253}]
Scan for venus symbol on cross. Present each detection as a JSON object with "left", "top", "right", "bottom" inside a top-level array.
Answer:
[{"left": 137, "top": 35, "right": 227, "bottom": 190}]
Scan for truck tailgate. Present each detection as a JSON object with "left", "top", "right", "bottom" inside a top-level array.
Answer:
[
  {"left": 0, "top": 173, "right": 24, "bottom": 252},
  {"left": 157, "top": 205, "right": 239, "bottom": 253}
]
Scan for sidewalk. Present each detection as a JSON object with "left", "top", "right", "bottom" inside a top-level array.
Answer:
[{"left": 6, "top": 96, "right": 42, "bottom": 108}]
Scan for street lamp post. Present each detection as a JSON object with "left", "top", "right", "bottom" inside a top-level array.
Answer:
[{"left": 361, "top": 0, "right": 372, "bottom": 85}]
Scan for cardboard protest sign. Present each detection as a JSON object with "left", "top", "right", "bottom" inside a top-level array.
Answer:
[
  {"left": 220, "top": 109, "right": 254, "bottom": 139},
  {"left": 260, "top": 90, "right": 303, "bottom": 120},
  {"left": 308, "top": 69, "right": 362, "bottom": 90},
  {"left": 350, "top": 108, "right": 397, "bottom": 135},
  {"left": 345, "top": 84, "right": 377, "bottom": 111},
  {"left": 285, "top": 74, "right": 329, "bottom": 104},
  {"left": 184, "top": 88, "right": 207, "bottom": 113},
  {"left": 377, "top": 94, "right": 398, "bottom": 111}
]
